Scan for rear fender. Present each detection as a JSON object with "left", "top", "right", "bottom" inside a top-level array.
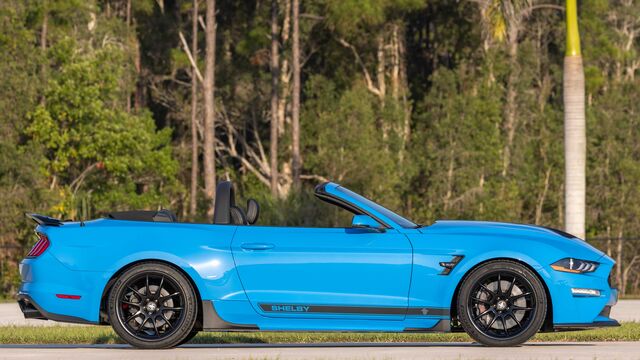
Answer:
[{"left": 106, "top": 251, "right": 209, "bottom": 299}]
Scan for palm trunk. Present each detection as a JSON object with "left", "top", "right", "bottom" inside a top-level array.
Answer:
[
  {"left": 269, "top": 0, "right": 280, "bottom": 197},
  {"left": 563, "top": 0, "right": 586, "bottom": 239},
  {"left": 203, "top": 0, "right": 217, "bottom": 217},
  {"left": 189, "top": 0, "right": 199, "bottom": 217},
  {"left": 291, "top": 0, "right": 301, "bottom": 189},
  {"left": 563, "top": 55, "right": 586, "bottom": 239}
]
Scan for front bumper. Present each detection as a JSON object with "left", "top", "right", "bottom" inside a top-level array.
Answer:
[
  {"left": 547, "top": 252, "right": 621, "bottom": 326},
  {"left": 553, "top": 287, "right": 620, "bottom": 331}
]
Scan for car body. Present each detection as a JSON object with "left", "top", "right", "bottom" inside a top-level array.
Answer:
[{"left": 18, "top": 181, "right": 619, "bottom": 347}]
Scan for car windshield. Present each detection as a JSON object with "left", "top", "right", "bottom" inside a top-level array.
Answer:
[{"left": 335, "top": 186, "right": 418, "bottom": 229}]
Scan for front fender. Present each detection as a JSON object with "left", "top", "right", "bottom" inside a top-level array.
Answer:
[
  {"left": 407, "top": 245, "right": 551, "bottom": 310},
  {"left": 406, "top": 232, "right": 608, "bottom": 325}
]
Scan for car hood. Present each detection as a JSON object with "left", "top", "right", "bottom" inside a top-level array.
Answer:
[{"left": 420, "top": 220, "right": 606, "bottom": 261}]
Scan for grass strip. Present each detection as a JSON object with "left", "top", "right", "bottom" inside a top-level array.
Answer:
[{"left": 0, "top": 323, "right": 637, "bottom": 344}]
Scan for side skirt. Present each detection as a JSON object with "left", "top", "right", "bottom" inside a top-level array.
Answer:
[
  {"left": 202, "top": 300, "right": 259, "bottom": 331},
  {"left": 553, "top": 320, "right": 620, "bottom": 332},
  {"left": 201, "top": 300, "right": 451, "bottom": 333},
  {"left": 403, "top": 319, "right": 451, "bottom": 333}
]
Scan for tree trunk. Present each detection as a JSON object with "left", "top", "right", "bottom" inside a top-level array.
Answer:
[
  {"left": 291, "top": 0, "right": 301, "bottom": 189},
  {"left": 563, "top": 55, "right": 586, "bottom": 239},
  {"left": 203, "top": 0, "right": 217, "bottom": 217},
  {"left": 126, "top": 0, "right": 132, "bottom": 112},
  {"left": 535, "top": 168, "right": 552, "bottom": 225},
  {"left": 134, "top": 44, "right": 143, "bottom": 111},
  {"left": 563, "top": 0, "right": 586, "bottom": 240},
  {"left": 189, "top": 0, "right": 199, "bottom": 217},
  {"left": 126, "top": 0, "right": 131, "bottom": 26},
  {"left": 269, "top": 0, "right": 280, "bottom": 197},
  {"left": 616, "top": 231, "right": 623, "bottom": 292},
  {"left": 40, "top": 0, "right": 48, "bottom": 105},
  {"left": 502, "top": 39, "right": 518, "bottom": 177},
  {"left": 376, "top": 34, "right": 386, "bottom": 104},
  {"left": 391, "top": 24, "right": 400, "bottom": 100},
  {"left": 277, "top": 0, "right": 291, "bottom": 140}
]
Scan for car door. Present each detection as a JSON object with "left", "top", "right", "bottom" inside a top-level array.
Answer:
[{"left": 231, "top": 225, "right": 413, "bottom": 320}]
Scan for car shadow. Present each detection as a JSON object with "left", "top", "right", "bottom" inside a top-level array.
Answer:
[{"left": 0, "top": 342, "right": 594, "bottom": 349}]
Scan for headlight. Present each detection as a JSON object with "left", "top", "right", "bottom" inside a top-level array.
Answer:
[{"left": 551, "top": 258, "right": 598, "bottom": 273}]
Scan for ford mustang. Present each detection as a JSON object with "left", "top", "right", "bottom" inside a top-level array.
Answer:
[{"left": 18, "top": 181, "right": 618, "bottom": 348}]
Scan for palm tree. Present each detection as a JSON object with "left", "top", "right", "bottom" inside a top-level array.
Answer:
[{"left": 563, "top": 0, "right": 586, "bottom": 239}]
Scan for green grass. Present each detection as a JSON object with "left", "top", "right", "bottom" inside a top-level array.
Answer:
[{"left": 0, "top": 323, "right": 638, "bottom": 344}]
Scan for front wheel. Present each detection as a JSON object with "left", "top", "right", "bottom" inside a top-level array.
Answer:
[
  {"left": 457, "top": 260, "right": 547, "bottom": 347},
  {"left": 107, "top": 262, "right": 198, "bottom": 349}
]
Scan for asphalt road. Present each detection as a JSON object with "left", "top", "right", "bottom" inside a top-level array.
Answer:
[
  {"left": 0, "top": 342, "right": 639, "bottom": 360},
  {"left": 1, "top": 301, "right": 638, "bottom": 359}
]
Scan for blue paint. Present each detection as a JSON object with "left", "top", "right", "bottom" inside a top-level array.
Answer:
[{"left": 19, "top": 182, "right": 617, "bottom": 332}]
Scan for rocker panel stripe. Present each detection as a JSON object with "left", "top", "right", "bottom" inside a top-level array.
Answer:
[{"left": 259, "top": 303, "right": 449, "bottom": 316}]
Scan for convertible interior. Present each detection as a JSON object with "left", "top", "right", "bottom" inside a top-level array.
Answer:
[{"left": 106, "top": 181, "right": 260, "bottom": 225}]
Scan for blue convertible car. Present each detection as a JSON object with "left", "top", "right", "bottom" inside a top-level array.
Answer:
[{"left": 18, "top": 181, "right": 618, "bottom": 348}]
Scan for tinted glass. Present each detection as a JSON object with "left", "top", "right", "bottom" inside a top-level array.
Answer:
[{"left": 335, "top": 186, "right": 418, "bottom": 228}]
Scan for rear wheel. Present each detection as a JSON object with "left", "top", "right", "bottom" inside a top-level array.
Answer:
[
  {"left": 107, "top": 262, "right": 198, "bottom": 349},
  {"left": 178, "top": 330, "right": 199, "bottom": 345},
  {"left": 457, "top": 260, "right": 547, "bottom": 347}
]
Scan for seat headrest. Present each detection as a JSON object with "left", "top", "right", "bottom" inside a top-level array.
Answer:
[
  {"left": 213, "top": 181, "right": 236, "bottom": 224},
  {"left": 230, "top": 206, "right": 247, "bottom": 225},
  {"left": 153, "top": 209, "right": 177, "bottom": 222},
  {"left": 246, "top": 199, "right": 259, "bottom": 225}
]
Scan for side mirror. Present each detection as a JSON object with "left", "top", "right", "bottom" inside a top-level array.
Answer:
[{"left": 351, "top": 215, "right": 385, "bottom": 232}]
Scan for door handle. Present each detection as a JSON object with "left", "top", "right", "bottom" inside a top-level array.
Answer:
[{"left": 241, "top": 243, "right": 275, "bottom": 251}]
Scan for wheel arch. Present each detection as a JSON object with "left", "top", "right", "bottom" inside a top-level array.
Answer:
[
  {"left": 99, "top": 258, "right": 204, "bottom": 330},
  {"left": 449, "top": 257, "right": 554, "bottom": 332}
]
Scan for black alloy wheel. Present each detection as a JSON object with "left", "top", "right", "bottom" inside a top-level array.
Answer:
[
  {"left": 107, "top": 262, "right": 198, "bottom": 349},
  {"left": 457, "top": 260, "right": 547, "bottom": 347}
]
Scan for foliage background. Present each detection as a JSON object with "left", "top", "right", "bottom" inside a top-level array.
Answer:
[{"left": 1, "top": 0, "right": 639, "bottom": 297}]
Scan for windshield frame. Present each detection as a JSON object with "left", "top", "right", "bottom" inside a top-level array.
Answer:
[
  {"left": 314, "top": 182, "right": 418, "bottom": 229},
  {"left": 333, "top": 186, "right": 418, "bottom": 229}
]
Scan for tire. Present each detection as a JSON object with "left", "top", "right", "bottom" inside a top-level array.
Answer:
[
  {"left": 107, "top": 262, "right": 198, "bottom": 349},
  {"left": 457, "top": 260, "right": 547, "bottom": 347},
  {"left": 178, "top": 330, "right": 199, "bottom": 346}
]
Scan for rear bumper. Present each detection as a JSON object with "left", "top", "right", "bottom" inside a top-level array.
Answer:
[
  {"left": 18, "top": 252, "right": 108, "bottom": 323},
  {"left": 16, "top": 293, "right": 97, "bottom": 325}
]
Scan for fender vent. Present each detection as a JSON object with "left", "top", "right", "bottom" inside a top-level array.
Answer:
[{"left": 439, "top": 255, "right": 464, "bottom": 275}]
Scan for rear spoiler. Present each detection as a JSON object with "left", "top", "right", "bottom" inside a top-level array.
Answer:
[{"left": 25, "top": 213, "right": 64, "bottom": 227}]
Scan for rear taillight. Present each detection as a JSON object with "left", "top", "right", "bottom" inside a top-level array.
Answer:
[{"left": 27, "top": 233, "right": 50, "bottom": 257}]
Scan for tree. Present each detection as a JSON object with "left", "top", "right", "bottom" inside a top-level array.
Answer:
[
  {"left": 3, "top": 0, "right": 640, "bottom": 298},
  {"left": 291, "top": 0, "right": 301, "bottom": 189},
  {"left": 270, "top": 0, "right": 280, "bottom": 197},
  {"left": 189, "top": 0, "right": 199, "bottom": 217},
  {"left": 203, "top": 0, "right": 217, "bottom": 216},
  {"left": 27, "top": 38, "right": 179, "bottom": 216},
  {"left": 0, "top": 0, "right": 47, "bottom": 296},
  {"left": 563, "top": 0, "right": 586, "bottom": 239}
]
